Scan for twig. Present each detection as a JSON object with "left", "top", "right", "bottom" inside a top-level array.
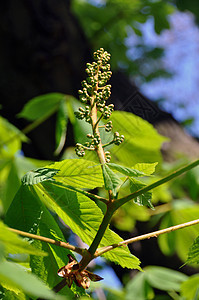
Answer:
[
  {"left": 9, "top": 228, "right": 85, "bottom": 256},
  {"left": 114, "top": 159, "right": 199, "bottom": 210},
  {"left": 95, "top": 218, "right": 199, "bottom": 257}
]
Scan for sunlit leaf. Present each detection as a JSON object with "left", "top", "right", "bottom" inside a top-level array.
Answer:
[
  {"left": 48, "top": 159, "right": 104, "bottom": 189},
  {"left": 18, "top": 93, "right": 65, "bottom": 121},
  {"left": 107, "top": 163, "right": 146, "bottom": 177},
  {"left": 32, "top": 182, "right": 141, "bottom": 270},
  {"left": 129, "top": 178, "right": 154, "bottom": 209},
  {"left": 102, "top": 164, "right": 122, "bottom": 196},
  {"left": 110, "top": 111, "right": 167, "bottom": 166}
]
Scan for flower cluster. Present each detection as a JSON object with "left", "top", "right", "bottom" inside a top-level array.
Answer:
[
  {"left": 75, "top": 48, "right": 124, "bottom": 161},
  {"left": 58, "top": 255, "right": 103, "bottom": 289},
  {"left": 114, "top": 132, "right": 125, "bottom": 145}
]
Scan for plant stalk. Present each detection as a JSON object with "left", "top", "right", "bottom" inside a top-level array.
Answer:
[
  {"left": 9, "top": 227, "right": 84, "bottom": 256},
  {"left": 79, "top": 203, "right": 115, "bottom": 270},
  {"left": 114, "top": 159, "right": 199, "bottom": 210},
  {"left": 95, "top": 218, "right": 199, "bottom": 257}
]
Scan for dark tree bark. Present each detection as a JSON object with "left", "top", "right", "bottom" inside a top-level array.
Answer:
[{"left": 0, "top": 0, "right": 91, "bottom": 159}]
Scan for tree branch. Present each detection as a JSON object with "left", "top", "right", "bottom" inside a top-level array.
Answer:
[
  {"left": 113, "top": 159, "right": 199, "bottom": 210},
  {"left": 95, "top": 218, "right": 199, "bottom": 257},
  {"left": 9, "top": 227, "right": 85, "bottom": 256}
]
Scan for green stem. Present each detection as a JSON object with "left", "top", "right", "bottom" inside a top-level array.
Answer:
[
  {"left": 102, "top": 140, "right": 115, "bottom": 148},
  {"left": 95, "top": 218, "right": 199, "bottom": 257},
  {"left": 113, "top": 159, "right": 199, "bottom": 210},
  {"left": 79, "top": 203, "right": 115, "bottom": 270},
  {"left": 93, "top": 114, "right": 103, "bottom": 132},
  {"left": 9, "top": 227, "right": 84, "bottom": 256}
]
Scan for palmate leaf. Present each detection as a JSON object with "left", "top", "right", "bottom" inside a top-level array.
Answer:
[
  {"left": 5, "top": 185, "right": 83, "bottom": 297},
  {"left": 22, "top": 159, "right": 104, "bottom": 190},
  {"left": 110, "top": 111, "right": 167, "bottom": 166},
  {"left": 129, "top": 178, "right": 154, "bottom": 209},
  {"left": 102, "top": 164, "right": 122, "bottom": 196},
  {"left": 33, "top": 182, "right": 141, "bottom": 270}
]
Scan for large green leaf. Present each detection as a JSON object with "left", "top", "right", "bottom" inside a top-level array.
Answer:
[
  {"left": 39, "top": 159, "right": 104, "bottom": 189},
  {"left": 129, "top": 178, "right": 154, "bottom": 209},
  {"left": 110, "top": 111, "right": 167, "bottom": 166},
  {"left": 144, "top": 266, "right": 187, "bottom": 292},
  {"left": 33, "top": 182, "right": 141, "bottom": 270},
  {"left": 5, "top": 185, "right": 83, "bottom": 297},
  {"left": 0, "top": 260, "right": 63, "bottom": 300},
  {"left": 21, "top": 159, "right": 103, "bottom": 190},
  {"left": 18, "top": 93, "right": 66, "bottom": 121},
  {"left": 102, "top": 164, "right": 122, "bottom": 196},
  {"left": 0, "top": 221, "right": 46, "bottom": 257},
  {"left": 21, "top": 159, "right": 104, "bottom": 190}
]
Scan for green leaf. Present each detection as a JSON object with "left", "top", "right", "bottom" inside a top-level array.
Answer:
[
  {"left": 18, "top": 93, "right": 65, "bottom": 121},
  {"left": 0, "top": 117, "right": 27, "bottom": 158},
  {"left": 181, "top": 275, "right": 199, "bottom": 300},
  {"left": 133, "top": 162, "right": 158, "bottom": 175},
  {"left": 21, "top": 167, "right": 59, "bottom": 185},
  {"left": 102, "top": 164, "right": 122, "bottom": 196},
  {"left": 126, "top": 272, "right": 154, "bottom": 300},
  {"left": 5, "top": 185, "right": 82, "bottom": 297},
  {"left": 110, "top": 111, "right": 167, "bottom": 166},
  {"left": 129, "top": 178, "right": 154, "bottom": 209},
  {"left": 158, "top": 201, "right": 199, "bottom": 262},
  {"left": 55, "top": 99, "right": 68, "bottom": 155},
  {"left": 186, "top": 236, "right": 199, "bottom": 265},
  {"left": 145, "top": 266, "right": 187, "bottom": 292},
  {"left": 47, "top": 159, "right": 104, "bottom": 189},
  {"left": 0, "top": 260, "right": 63, "bottom": 300},
  {"left": 33, "top": 182, "right": 140, "bottom": 270},
  {"left": 107, "top": 163, "right": 146, "bottom": 177},
  {"left": 0, "top": 220, "right": 46, "bottom": 257}
]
